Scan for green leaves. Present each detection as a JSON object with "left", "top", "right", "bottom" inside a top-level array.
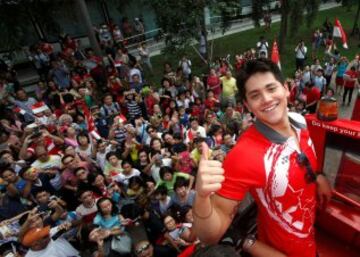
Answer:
[
  {"left": 144, "top": 0, "right": 240, "bottom": 57},
  {"left": 0, "top": 0, "right": 62, "bottom": 51}
]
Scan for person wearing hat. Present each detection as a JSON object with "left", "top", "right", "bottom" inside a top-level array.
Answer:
[{"left": 22, "top": 224, "right": 79, "bottom": 257}]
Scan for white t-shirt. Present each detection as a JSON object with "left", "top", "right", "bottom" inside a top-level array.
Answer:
[
  {"left": 150, "top": 158, "right": 172, "bottom": 183},
  {"left": 31, "top": 155, "right": 61, "bottom": 170},
  {"left": 114, "top": 168, "right": 141, "bottom": 186},
  {"left": 31, "top": 155, "right": 62, "bottom": 190},
  {"left": 184, "top": 126, "right": 206, "bottom": 144},
  {"left": 96, "top": 145, "right": 112, "bottom": 171}
]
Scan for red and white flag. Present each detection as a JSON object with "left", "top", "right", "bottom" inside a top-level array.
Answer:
[
  {"left": 79, "top": 101, "right": 101, "bottom": 141},
  {"left": 333, "top": 18, "right": 348, "bottom": 49},
  {"left": 271, "top": 40, "right": 281, "bottom": 69}
]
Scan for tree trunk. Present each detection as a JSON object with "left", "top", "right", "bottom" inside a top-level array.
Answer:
[
  {"left": 279, "top": 0, "right": 289, "bottom": 54},
  {"left": 75, "top": 0, "right": 102, "bottom": 55},
  {"left": 351, "top": 0, "right": 360, "bottom": 36}
]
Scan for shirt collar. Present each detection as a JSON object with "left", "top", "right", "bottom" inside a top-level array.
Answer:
[{"left": 254, "top": 116, "right": 306, "bottom": 144}]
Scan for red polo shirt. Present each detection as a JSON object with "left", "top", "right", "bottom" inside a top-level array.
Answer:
[{"left": 218, "top": 113, "right": 318, "bottom": 257}]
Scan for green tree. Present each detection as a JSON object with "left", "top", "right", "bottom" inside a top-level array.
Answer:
[
  {"left": 252, "top": 0, "right": 269, "bottom": 27},
  {"left": 142, "top": 0, "right": 240, "bottom": 62},
  {"left": 0, "top": 0, "right": 62, "bottom": 51},
  {"left": 276, "top": 0, "right": 321, "bottom": 53},
  {"left": 337, "top": 0, "right": 360, "bottom": 36},
  {"left": 352, "top": 0, "right": 360, "bottom": 36}
]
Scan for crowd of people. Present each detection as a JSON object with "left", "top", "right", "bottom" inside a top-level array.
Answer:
[{"left": 0, "top": 13, "right": 359, "bottom": 257}]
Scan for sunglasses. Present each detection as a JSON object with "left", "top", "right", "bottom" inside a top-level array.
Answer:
[
  {"left": 296, "top": 152, "right": 317, "bottom": 183},
  {"left": 135, "top": 242, "right": 150, "bottom": 255}
]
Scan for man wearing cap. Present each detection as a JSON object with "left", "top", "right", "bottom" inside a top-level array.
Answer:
[{"left": 22, "top": 225, "right": 79, "bottom": 257}]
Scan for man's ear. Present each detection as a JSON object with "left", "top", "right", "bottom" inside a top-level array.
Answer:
[
  {"left": 243, "top": 101, "right": 251, "bottom": 113},
  {"left": 284, "top": 82, "right": 290, "bottom": 98}
]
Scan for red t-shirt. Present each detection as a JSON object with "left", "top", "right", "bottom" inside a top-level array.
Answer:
[
  {"left": 305, "top": 87, "right": 321, "bottom": 105},
  {"left": 207, "top": 75, "right": 221, "bottom": 96},
  {"left": 344, "top": 70, "right": 358, "bottom": 88},
  {"left": 218, "top": 113, "right": 317, "bottom": 257},
  {"left": 204, "top": 98, "right": 218, "bottom": 109}
]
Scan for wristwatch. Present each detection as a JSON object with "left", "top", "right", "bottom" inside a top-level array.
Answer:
[{"left": 242, "top": 234, "right": 257, "bottom": 252}]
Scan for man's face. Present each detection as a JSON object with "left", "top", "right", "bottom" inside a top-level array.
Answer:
[
  {"left": 36, "top": 191, "right": 50, "bottom": 205},
  {"left": 104, "top": 95, "right": 113, "bottom": 105},
  {"left": 133, "top": 75, "right": 140, "bottom": 83},
  {"left": 97, "top": 142, "right": 107, "bottom": 152},
  {"left": 123, "top": 163, "right": 132, "bottom": 174},
  {"left": 225, "top": 107, "right": 233, "bottom": 116},
  {"left": 163, "top": 172, "right": 172, "bottom": 181},
  {"left": 1, "top": 170, "right": 17, "bottom": 183},
  {"left": 1, "top": 152, "right": 14, "bottom": 164},
  {"left": 175, "top": 186, "right": 187, "bottom": 198},
  {"left": 164, "top": 134, "right": 174, "bottom": 145},
  {"left": 16, "top": 90, "right": 27, "bottom": 101},
  {"left": 164, "top": 216, "right": 177, "bottom": 231},
  {"left": 28, "top": 215, "right": 44, "bottom": 229},
  {"left": 76, "top": 168, "right": 88, "bottom": 181},
  {"left": 63, "top": 156, "right": 76, "bottom": 170},
  {"left": 190, "top": 120, "right": 198, "bottom": 130},
  {"left": 244, "top": 72, "right": 289, "bottom": 131},
  {"left": 109, "top": 155, "right": 119, "bottom": 166},
  {"left": 226, "top": 71, "right": 232, "bottom": 79},
  {"left": 80, "top": 191, "right": 94, "bottom": 206},
  {"left": 31, "top": 235, "right": 50, "bottom": 251},
  {"left": 35, "top": 147, "right": 49, "bottom": 162},
  {"left": 224, "top": 135, "right": 232, "bottom": 146}
]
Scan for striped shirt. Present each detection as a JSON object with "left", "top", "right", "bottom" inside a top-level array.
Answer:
[{"left": 126, "top": 100, "right": 142, "bottom": 120}]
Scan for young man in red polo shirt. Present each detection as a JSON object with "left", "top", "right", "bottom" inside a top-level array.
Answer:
[{"left": 193, "top": 59, "right": 331, "bottom": 257}]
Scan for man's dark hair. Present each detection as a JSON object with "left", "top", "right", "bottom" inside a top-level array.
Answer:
[
  {"left": 159, "top": 166, "right": 173, "bottom": 180},
  {"left": 154, "top": 185, "right": 168, "bottom": 196},
  {"left": 106, "top": 151, "right": 118, "bottom": 161},
  {"left": 0, "top": 149, "right": 12, "bottom": 159},
  {"left": 236, "top": 58, "right": 284, "bottom": 102},
  {"left": 33, "top": 187, "right": 50, "bottom": 197},
  {"left": 0, "top": 166, "right": 15, "bottom": 177},
  {"left": 146, "top": 125, "right": 156, "bottom": 133},
  {"left": 174, "top": 177, "right": 189, "bottom": 191},
  {"left": 122, "top": 160, "right": 132, "bottom": 167},
  {"left": 74, "top": 167, "right": 86, "bottom": 176},
  {"left": 96, "top": 197, "right": 119, "bottom": 216},
  {"left": 193, "top": 137, "right": 205, "bottom": 145},
  {"left": 76, "top": 188, "right": 93, "bottom": 199}
]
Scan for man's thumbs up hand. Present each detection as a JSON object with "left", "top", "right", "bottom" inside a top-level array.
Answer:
[{"left": 195, "top": 142, "right": 225, "bottom": 198}]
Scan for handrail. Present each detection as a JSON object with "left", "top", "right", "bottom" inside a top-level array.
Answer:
[
  {"left": 121, "top": 28, "right": 162, "bottom": 42},
  {"left": 332, "top": 190, "right": 360, "bottom": 209}
]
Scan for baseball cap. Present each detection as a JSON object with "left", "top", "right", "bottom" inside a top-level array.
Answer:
[{"left": 22, "top": 226, "right": 50, "bottom": 247}]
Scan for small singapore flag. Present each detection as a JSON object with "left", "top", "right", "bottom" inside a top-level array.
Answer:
[
  {"left": 271, "top": 40, "right": 281, "bottom": 69},
  {"left": 333, "top": 18, "right": 348, "bottom": 49}
]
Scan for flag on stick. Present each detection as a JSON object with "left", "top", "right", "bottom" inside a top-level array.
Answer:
[
  {"left": 333, "top": 18, "right": 348, "bottom": 49},
  {"left": 271, "top": 40, "right": 281, "bottom": 69}
]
